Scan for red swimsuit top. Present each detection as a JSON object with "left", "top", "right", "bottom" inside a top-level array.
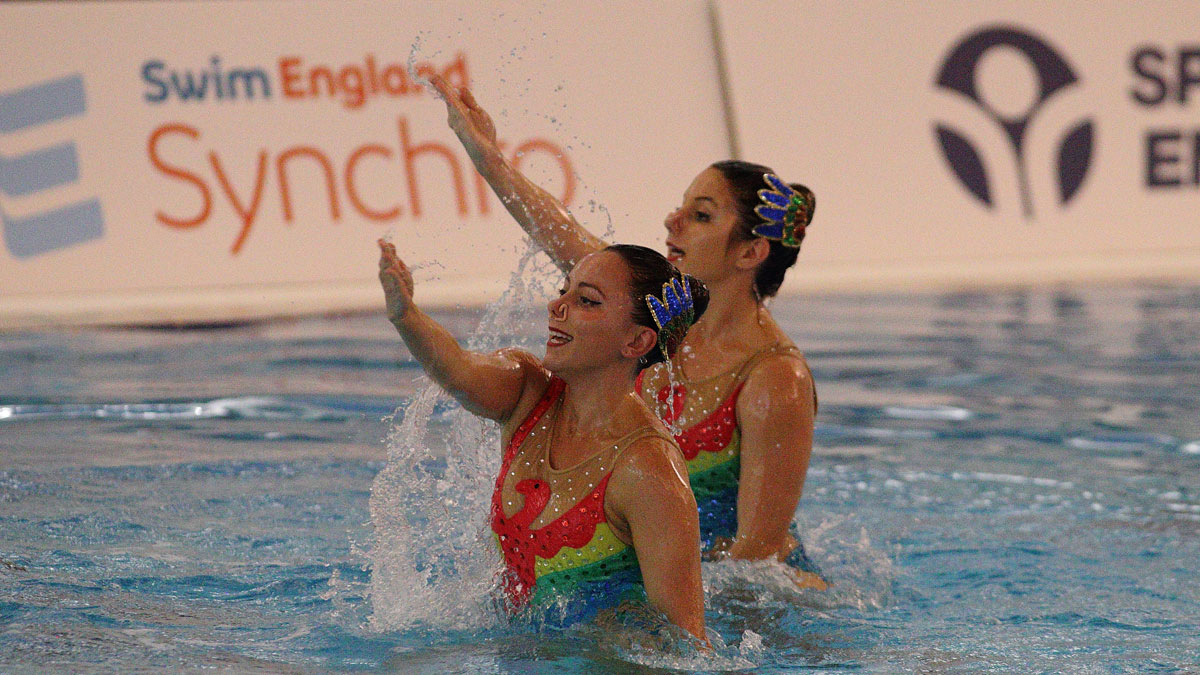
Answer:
[{"left": 490, "top": 377, "right": 652, "bottom": 608}]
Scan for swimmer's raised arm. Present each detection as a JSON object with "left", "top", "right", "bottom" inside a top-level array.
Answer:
[
  {"left": 429, "top": 73, "right": 604, "bottom": 273},
  {"left": 378, "top": 239, "right": 531, "bottom": 421}
]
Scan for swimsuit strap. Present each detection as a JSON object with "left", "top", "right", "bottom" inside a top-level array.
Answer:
[
  {"left": 500, "top": 377, "right": 566, "bottom": 475},
  {"left": 598, "top": 424, "right": 677, "bottom": 542},
  {"left": 732, "top": 343, "right": 817, "bottom": 413},
  {"left": 611, "top": 425, "right": 674, "bottom": 460},
  {"left": 732, "top": 342, "right": 803, "bottom": 382},
  {"left": 670, "top": 340, "right": 803, "bottom": 387}
]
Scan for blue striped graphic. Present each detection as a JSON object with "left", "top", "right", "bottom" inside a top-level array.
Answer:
[
  {"left": 1, "top": 200, "right": 104, "bottom": 259},
  {"left": 0, "top": 75, "right": 87, "bottom": 134},
  {"left": 0, "top": 74, "right": 104, "bottom": 258},
  {"left": 0, "top": 143, "right": 80, "bottom": 196}
]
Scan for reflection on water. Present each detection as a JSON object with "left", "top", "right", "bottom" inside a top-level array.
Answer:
[{"left": 1, "top": 281, "right": 1199, "bottom": 671}]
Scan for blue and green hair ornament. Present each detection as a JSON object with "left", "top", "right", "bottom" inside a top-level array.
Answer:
[
  {"left": 645, "top": 275, "right": 695, "bottom": 360},
  {"left": 752, "top": 173, "right": 811, "bottom": 248}
]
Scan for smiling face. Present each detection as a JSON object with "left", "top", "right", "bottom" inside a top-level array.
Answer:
[
  {"left": 543, "top": 250, "right": 653, "bottom": 375},
  {"left": 663, "top": 167, "right": 754, "bottom": 286}
]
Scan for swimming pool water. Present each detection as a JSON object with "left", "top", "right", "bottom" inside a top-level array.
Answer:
[{"left": 2, "top": 282, "right": 1199, "bottom": 672}]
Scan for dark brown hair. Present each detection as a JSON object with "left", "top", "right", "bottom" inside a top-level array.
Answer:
[
  {"left": 603, "top": 244, "right": 710, "bottom": 369},
  {"left": 711, "top": 160, "right": 815, "bottom": 298}
]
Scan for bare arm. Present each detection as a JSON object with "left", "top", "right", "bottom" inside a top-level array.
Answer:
[
  {"left": 728, "top": 356, "right": 815, "bottom": 560},
  {"left": 428, "top": 74, "right": 604, "bottom": 273},
  {"left": 378, "top": 239, "right": 533, "bottom": 421},
  {"left": 607, "top": 439, "right": 707, "bottom": 643}
]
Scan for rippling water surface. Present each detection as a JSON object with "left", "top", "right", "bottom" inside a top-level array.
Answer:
[{"left": 2, "top": 283, "right": 1199, "bottom": 672}]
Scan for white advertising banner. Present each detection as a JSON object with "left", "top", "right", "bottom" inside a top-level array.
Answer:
[
  {"left": 0, "top": 0, "right": 729, "bottom": 327},
  {"left": 716, "top": 1, "right": 1200, "bottom": 292}
]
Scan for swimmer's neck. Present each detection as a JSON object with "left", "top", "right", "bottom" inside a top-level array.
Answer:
[
  {"left": 687, "top": 282, "right": 769, "bottom": 345},
  {"left": 556, "top": 368, "right": 643, "bottom": 435}
]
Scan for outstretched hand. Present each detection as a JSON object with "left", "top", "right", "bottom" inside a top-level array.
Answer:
[
  {"left": 428, "top": 73, "right": 501, "bottom": 168},
  {"left": 378, "top": 239, "right": 414, "bottom": 324}
]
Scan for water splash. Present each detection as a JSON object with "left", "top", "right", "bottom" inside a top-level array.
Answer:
[
  {"left": 574, "top": 606, "right": 756, "bottom": 671},
  {"left": 405, "top": 31, "right": 441, "bottom": 88},
  {"left": 365, "top": 242, "right": 559, "bottom": 633},
  {"left": 704, "top": 514, "right": 894, "bottom": 616}
]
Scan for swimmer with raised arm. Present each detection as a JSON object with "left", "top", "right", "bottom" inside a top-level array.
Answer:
[
  {"left": 378, "top": 239, "right": 711, "bottom": 638},
  {"left": 430, "top": 75, "right": 826, "bottom": 589}
]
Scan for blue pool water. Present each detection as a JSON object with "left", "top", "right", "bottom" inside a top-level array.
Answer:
[{"left": 3, "top": 281, "right": 1200, "bottom": 672}]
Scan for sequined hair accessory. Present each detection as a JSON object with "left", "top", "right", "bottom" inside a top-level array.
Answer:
[
  {"left": 645, "top": 275, "right": 695, "bottom": 360},
  {"left": 752, "top": 173, "right": 810, "bottom": 248}
]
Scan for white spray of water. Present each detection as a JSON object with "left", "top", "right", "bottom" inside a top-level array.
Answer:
[
  {"left": 365, "top": 243, "right": 560, "bottom": 633},
  {"left": 703, "top": 513, "right": 895, "bottom": 614}
]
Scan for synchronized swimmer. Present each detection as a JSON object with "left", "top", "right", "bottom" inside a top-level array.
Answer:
[
  {"left": 429, "top": 74, "right": 826, "bottom": 589},
  {"left": 379, "top": 239, "right": 711, "bottom": 639},
  {"left": 377, "top": 71, "right": 826, "bottom": 638}
]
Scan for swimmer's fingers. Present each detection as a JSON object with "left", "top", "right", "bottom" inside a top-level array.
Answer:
[
  {"left": 377, "top": 239, "right": 402, "bottom": 269},
  {"left": 459, "top": 86, "right": 482, "bottom": 114},
  {"left": 379, "top": 253, "right": 411, "bottom": 289},
  {"left": 429, "top": 73, "right": 460, "bottom": 111},
  {"left": 428, "top": 73, "right": 455, "bottom": 102},
  {"left": 429, "top": 73, "right": 469, "bottom": 125},
  {"left": 790, "top": 570, "right": 830, "bottom": 592},
  {"left": 458, "top": 86, "right": 497, "bottom": 141},
  {"left": 429, "top": 74, "right": 498, "bottom": 160},
  {"left": 430, "top": 71, "right": 482, "bottom": 121},
  {"left": 377, "top": 239, "right": 414, "bottom": 320}
]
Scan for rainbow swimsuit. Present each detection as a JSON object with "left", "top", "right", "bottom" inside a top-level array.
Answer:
[
  {"left": 490, "top": 378, "right": 661, "bottom": 621},
  {"left": 636, "top": 343, "right": 821, "bottom": 573}
]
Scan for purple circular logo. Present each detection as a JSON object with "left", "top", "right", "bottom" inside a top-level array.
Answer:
[{"left": 934, "top": 26, "right": 1094, "bottom": 217}]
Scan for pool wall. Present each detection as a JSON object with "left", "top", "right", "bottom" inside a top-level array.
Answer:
[{"left": 2, "top": 0, "right": 1199, "bottom": 329}]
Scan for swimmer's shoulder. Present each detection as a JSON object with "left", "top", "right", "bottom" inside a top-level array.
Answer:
[
  {"left": 610, "top": 431, "right": 689, "bottom": 491},
  {"left": 493, "top": 346, "right": 545, "bottom": 371},
  {"left": 739, "top": 349, "right": 816, "bottom": 416},
  {"left": 493, "top": 348, "right": 555, "bottom": 432},
  {"left": 606, "top": 433, "right": 694, "bottom": 534}
]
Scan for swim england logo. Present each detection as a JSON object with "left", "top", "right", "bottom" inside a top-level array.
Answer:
[
  {"left": 0, "top": 74, "right": 104, "bottom": 258},
  {"left": 933, "top": 26, "right": 1094, "bottom": 218}
]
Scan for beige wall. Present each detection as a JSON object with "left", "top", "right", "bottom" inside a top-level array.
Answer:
[
  {"left": 716, "top": 0, "right": 1200, "bottom": 293},
  {"left": 0, "top": 0, "right": 728, "bottom": 327},
  {"left": 3, "top": 0, "right": 1200, "bottom": 327}
]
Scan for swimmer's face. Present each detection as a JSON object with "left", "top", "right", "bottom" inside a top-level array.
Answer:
[
  {"left": 544, "top": 251, "right": 649, "bottom": 374},
  {"left": 663, "top": 167, "right": 752, "bottom": 285}
]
